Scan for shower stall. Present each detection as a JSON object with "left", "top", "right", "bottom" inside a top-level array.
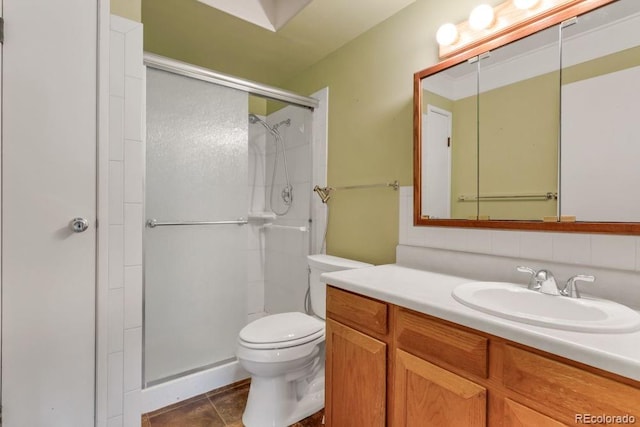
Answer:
[{"left": 142, "top": 55, "right": 326, "bottom": 407}]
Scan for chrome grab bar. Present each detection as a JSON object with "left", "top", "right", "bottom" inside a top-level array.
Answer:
[
  {"left": 458, "top": 192, "right": 557, "bottom": 202},
  {"left": 313, "top": 180, "right": 399, "bottom": 204},
  {"left": 146, "top": 218, "right": 247, "bottom": 228},
  {"left": 262, "top": 223, "right": 308, "bottom": 232},
  {"left": 333, "top": 180, "right": 399, "bottom": 191}
]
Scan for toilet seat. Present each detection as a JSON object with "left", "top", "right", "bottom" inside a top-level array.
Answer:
[{"left": 239, "top": 312, "right": 324, "bottom": 350}]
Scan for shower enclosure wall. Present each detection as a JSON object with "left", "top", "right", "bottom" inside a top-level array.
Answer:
[{"left": 143, "top": 58, "right": 321, "bottom": 403}]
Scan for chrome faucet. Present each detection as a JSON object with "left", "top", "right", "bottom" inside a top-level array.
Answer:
[
  {"left": 516, "top": 266, "right": 539, "bottom": 290},
  {"left": 517, "top": 266, "right": 558, "bottom": 294},
  {"left": 561, "top": 274, "right": 595, "bottom": 298},
  {"left": 517, "top": 266, "right": 595, "bottom": 298}
]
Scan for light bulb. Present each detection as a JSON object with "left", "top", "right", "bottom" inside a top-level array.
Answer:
[
  {"left": 513, "top": 0, "right": 540, "bottom": 10},
  {"left": 436, "top": 23, "right": 459, "bottom": 46},
  {"left": 469, "top": 4, "right": 495, "bottom": 30}
]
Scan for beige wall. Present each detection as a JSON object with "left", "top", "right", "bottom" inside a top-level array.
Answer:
[
  {"left": 450, "top": 95, "right": 478, "bottom": 220},
  {"left": 111, "top": 0, "right": 141, "bottom": 22},
  {"left": 478, "top": 72, "right": 559, "bottom": 220},
  {"left": 283, "top": 0, "right": 502, "bottom": 264}
]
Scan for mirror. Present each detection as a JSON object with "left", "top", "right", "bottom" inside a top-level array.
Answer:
[
  {"left": 421, "top": 59, "right": 478, "bottom": 220},
  {"left": 414, "top": 0, "right": 640, "bottom": 233},
  {"left": 478, "top": 25, "right": 560, "bottom": 221},
  {"left": 560, "top": 0, "right": 640, "bottom": 222}
]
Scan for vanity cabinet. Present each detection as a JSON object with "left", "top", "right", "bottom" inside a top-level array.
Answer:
[
  {"left": 325, "top": 286, "right": 640, "bottom": 427},
  {"left": 394, "top": 349, "right": 486, "bottom": 426},
  {"left": 325, "top": 287, "right": 389, "bottom": 426}
]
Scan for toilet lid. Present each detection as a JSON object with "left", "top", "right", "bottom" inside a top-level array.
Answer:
[{"left": 239, "top": 312, "right": 324, "bottom": 344}]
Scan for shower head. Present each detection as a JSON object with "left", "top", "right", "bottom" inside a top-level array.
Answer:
[{"left": 248, "top": 113, "right": 278, "bottom": 136}]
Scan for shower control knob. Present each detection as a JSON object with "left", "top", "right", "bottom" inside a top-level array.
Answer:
[{"left": 69, "top": 217, "right": 90, "bottom": 233}]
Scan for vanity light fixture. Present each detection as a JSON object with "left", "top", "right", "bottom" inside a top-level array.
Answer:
[
  {"left": 436, "top": 0, "right": 577, "bottom": 58},
  {"left": 469, "top": 4, "right": 496, "bottom": 30},
  {"left": 436, "top": 23, "right": 459, "bottom": 46}
]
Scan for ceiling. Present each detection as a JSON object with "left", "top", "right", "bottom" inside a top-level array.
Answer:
[
  {"left": 195, "top": 0, "right": 314, "bottom": 32},
  {"left": 142, "top": 0, "right": 416, "bottom": 86}
]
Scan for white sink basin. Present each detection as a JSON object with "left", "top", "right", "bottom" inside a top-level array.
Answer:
[{"left": 452, "top": 282, "right": 640, "bottom": 333}]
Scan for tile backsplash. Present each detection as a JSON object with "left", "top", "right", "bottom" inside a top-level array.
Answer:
[
  {"left": 399, "top": 187, "right": 640, "bottom": 272},
  {"left": 398, "top": 186, "right": 640, "bottom": 309}
]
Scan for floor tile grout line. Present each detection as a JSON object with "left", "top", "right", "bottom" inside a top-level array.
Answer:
[{"left": 206, "top": 394, "right": 230, "bottom": 426}]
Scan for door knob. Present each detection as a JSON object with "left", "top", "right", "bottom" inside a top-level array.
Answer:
[{"left": 69, "top": 217, "right": 89, "bottom": 233}]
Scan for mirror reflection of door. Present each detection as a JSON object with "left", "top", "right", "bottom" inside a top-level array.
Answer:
[
  {"left": 421, "top": 58, "right": 478, "bottom": 220},
  {"left": 422, "top": 105, "right": 452, "bottom": 218}
]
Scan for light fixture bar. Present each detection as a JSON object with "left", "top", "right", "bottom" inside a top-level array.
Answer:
[{"left": 438, "top": 0, "right": 580, "bottom": 58}]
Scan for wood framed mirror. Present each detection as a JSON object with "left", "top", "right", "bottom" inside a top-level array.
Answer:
[{"left": 414, "top": 0, "right": 640, "bottom": 234}]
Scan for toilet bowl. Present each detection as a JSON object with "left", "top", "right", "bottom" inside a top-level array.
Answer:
[{"left": 237, "top": 254, "right": 372, "bottom": 427}]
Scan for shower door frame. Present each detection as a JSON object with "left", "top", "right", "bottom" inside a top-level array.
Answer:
[
  {"left": 144, "top": 53, "right": 319, "bottom": 110},
  {"left": 141, "top": 54, "right": 320, "bottom": 408}
]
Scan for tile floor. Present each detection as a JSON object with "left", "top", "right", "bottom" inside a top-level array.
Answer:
[{"left": 142, "top": 379, "right": 325, "bottom": 426}]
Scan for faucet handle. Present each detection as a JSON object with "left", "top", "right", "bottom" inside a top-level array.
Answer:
[
  {"left": 516, "top": 266, "right": 538, "bottom": 290},
  {"left": 562, "top": 275, "right": 595, "bottom": 299}
]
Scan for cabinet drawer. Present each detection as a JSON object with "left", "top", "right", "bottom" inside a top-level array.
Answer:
[
  {"left": 326, "top": 286, "right": 388, "bottom": 336},
  {"left": 503, "top": 345, "right": 640, "bottom": 419},
  {"left": 396, "top": 308, "right": 488, "bottom": 378}
]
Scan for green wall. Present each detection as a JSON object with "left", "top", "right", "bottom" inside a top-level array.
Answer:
[
  {"left": 111, "top": 0, "right": 141, "bottom": 22},
  {"left": 136, "top": 0, "right": 501, "bottom": 265},
  {"left": 282, "top": 0, "right": 503, "bottom": 264}
]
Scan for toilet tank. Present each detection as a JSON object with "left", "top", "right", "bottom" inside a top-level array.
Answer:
[{"left": 307, "top": 254, "right": 373, "bottom": 319}]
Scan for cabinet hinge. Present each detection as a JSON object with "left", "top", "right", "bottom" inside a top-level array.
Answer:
[{"left": 0, "top": 17, "right": 4, "bottom": 44}]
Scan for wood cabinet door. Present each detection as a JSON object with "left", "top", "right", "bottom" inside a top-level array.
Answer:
[
  {"left": 394, "top": 349, "right": 486, "bottom": 426},
  {"left": 503, "top": 398, "right": 568, "bottom": 427},
  {"left": 325, "top": 319, "right": 386, "bottom": 427}
]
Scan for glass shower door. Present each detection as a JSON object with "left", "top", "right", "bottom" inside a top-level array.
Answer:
[{"left": 145, "top": 68, "right": 248, "bottom": 386}]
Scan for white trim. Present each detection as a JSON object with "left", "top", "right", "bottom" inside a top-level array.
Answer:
[
  {"left": 0, "top": 0, "right": 4, "bottom": 410},
  {"left": 141, "top": 360, "right": 248, "bottom": 413},
  {"left": 95, "top": 0, "right": 110, "bottom": 426},
  {"left": 311, "top": 87, "right": 329, "bottom": 255}
]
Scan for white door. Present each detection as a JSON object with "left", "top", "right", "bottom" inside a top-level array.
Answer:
[
  {"left": 2, "top": 0, "right": 97, "bottom": 425},
  {"left": 421, "top": 105, "right": 452, "bottom": 218}
]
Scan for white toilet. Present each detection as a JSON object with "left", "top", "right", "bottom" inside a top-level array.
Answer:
[{"left": 237, "top": 254, "right": 372, "bottom": 427}]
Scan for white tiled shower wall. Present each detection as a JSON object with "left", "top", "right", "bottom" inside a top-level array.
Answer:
[
  {"left": 107, "top": 15, "right": 144, "bottom": 427},
  {"left": 247, "top": 117, "right": 268, "bottom": 321},
  {"left": 247, "top": 107, "right": 312, "bottom": 316},
  {"left": 264, "top": 106, "right": 314, "bottom": 315},
  {"left": 398, "top": 186, "right": 640, "bottom": 308},
  {"left": 247, "top": 93, "right": 328, "bottom": 318}
]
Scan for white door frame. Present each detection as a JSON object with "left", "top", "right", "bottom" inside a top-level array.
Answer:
[{"left": 96, "top": 0, "right": 111, "bottom": 426}]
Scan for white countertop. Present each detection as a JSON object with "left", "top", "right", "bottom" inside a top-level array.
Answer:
[{"left": 321, "top": 264, "right": 640, "bottom": 381}]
